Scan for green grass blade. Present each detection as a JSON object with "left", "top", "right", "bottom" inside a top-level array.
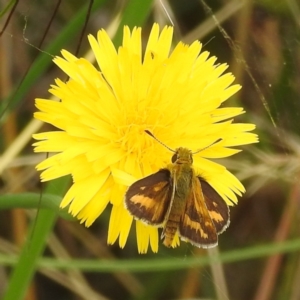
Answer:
[
  {"left": 39, "top": 238, "right": 300, "bottom": 272},
  {"left": 2, "top": 238, "right": 300, "bottom": 273},
  {"left": 0, "top": 192, "right": 74, "bottom": 220},
  {"left": 3, "top": 177, "right": 70, "bottom": 300},
  {"left": 113, "top": 0, "right": 154, "bottom": 47},
  {"left": 0, "top": 0, "right": 16, "bottom": 17}
]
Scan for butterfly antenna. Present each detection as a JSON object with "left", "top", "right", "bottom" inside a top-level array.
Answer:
[
  {"left": 145, "top": 130, "right": 175, "bottom": 152},
  {"left": 192, "top": 138, "right": 222, "bottom": 154}
]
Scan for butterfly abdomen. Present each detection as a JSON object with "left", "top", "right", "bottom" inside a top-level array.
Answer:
[
  {"left": 162, "top": 165, "right": 193, "bottom": 247},
  {"left": 163, "top": 218, "right": 180, "bottom": 247}
]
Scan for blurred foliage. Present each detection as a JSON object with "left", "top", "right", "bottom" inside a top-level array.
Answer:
[{"left": 1, "top": 0, "right": 300, "bottom": 300}]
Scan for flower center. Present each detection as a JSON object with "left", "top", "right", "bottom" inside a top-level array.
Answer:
[
  {"left": 117, "top": 112, "right": 152, "bottom": 159},
  {"left": 116, "top": 104, "right": 164, "bottom": 162}
]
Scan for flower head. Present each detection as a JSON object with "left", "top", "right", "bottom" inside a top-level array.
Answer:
[{"left": 33, "top": 23, "right": 258, "bottom": 253}]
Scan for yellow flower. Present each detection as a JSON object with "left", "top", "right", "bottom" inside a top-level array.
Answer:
[{"left": 33, "top": 23, "right": 258, "bottom": 253}]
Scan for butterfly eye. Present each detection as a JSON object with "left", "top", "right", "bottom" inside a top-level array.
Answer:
[{"left": 171, "top": 153, "right": 178, "bottom": 163}]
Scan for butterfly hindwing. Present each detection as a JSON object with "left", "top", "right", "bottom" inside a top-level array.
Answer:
[
  {"left": 125, "top": 169, "right": 173, "bottom": 225},
  {"left": 199, "top": 178, "right": 230, "bottom": 234},
  {"left": 179, "top": 176, "right": 218, "bottom": 248}
]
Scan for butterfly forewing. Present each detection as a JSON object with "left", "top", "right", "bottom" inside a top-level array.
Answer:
[
  {"left": 125, "top": 169, "right": 173, "bottom": 225},
  {"left": 179, "top": 176, "right": 218, "bottom": 248},
  {"left": 199, "top": 178, "right": 230, "bottom": 234}
]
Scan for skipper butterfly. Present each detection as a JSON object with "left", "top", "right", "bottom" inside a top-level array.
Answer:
[{"left": 125, "top": 131, "right": 230, "bottom": 248}]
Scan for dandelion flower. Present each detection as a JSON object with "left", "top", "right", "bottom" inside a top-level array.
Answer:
[{"left": 33, "top": 23, "right": 258, "bottom": 253}]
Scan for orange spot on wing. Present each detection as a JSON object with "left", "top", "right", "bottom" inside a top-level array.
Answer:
[
  {"left": 208, "top": 210, "right": 224, "bottom": 222},
  {"left": 131, "top": 195, "right": 153, "bottom": 209}
]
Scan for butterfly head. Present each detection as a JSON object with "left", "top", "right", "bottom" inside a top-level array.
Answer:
[
  {"left": 171, "top": 147, "right": 193, "bottom": 165},
  {"left": 144, "top": 130, "right": 221, "bottom": 165}
]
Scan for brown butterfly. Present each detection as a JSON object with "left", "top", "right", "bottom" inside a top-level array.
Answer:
[{"left": 125, "top": 131, "right": 230, "bottom": 248}]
